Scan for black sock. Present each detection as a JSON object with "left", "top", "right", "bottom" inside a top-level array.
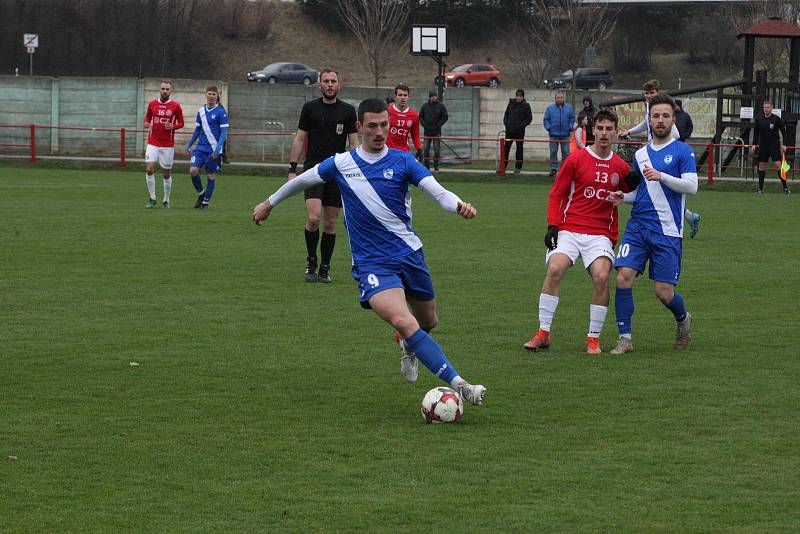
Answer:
[
  {"left": 320, "top": 232, "right": 336, "bottom": 268},
  {"left": 758, "top": 170, "right": 766, "bottom": 190},
  {"left": 305, "top": 229, "right": 319, "bottom": 262}
]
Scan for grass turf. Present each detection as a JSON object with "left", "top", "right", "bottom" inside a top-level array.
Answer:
[{"left": 1, "top": 165, "right": 798, "bottom": 530}]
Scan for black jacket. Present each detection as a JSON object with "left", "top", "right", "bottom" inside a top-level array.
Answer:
[
  {"left": 674, "top": 109, "right": 694, "bottom": 141},
  {"left": 419, "top": 100, "right": 448, "bottom": 136},
  {"left": 503, "top": 99, "right": 532, "bottom": 133}
]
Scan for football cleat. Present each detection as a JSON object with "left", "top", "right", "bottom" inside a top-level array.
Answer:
[
  {"left": 609, "top": 336, "right": 634, "bottom": 354},
  {"left": 318, "top": 265, "right": 332, "bottom": 284},
  {"left": 305, "top": 257, "right": 318, "bottom": 283},
  {"left": 394, "top": 332, "right": 418, "bottom": 383},
  {"left": 523, "top": 329, "right": 550, "bottom": 351},
  {"left": 194, "top": 192, "right": 205, "bottom": 209},
  {"left": 688, "top": 213, "right": 701, "bottom": 239},
  {"left": 674, "top": 312, "right": 692, "bottom": 349},
  {"left": 455, "top": 381, "right": 486, "bottom": 406},
  {"left": 163, "top": 201, "right": 169, "bottom": 209},
  {"left": 145, "top": 198, "right": 157, "bottom": 209},
  {"left": 198, "top": 203, "right": 209, "bottom": 210},
  {"left": 784, "top": 187, "right": 791, "bottom": 195},
  {"left": 586, "top": 336, "right": 601, "bottom": 354},
  {"left": 756, "top": 189, "right": 764, "bottom": 194}
]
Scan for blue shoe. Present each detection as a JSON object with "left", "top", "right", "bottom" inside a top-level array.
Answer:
[{"left": 689, "top": 213, "right": 701, "bottom": 239}]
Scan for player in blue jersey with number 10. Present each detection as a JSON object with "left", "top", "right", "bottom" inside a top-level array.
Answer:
[
  {"left": 186, "top": 85, "right": 229, "bottom": 210},
  {"left": 252, "top": 98, "right": 486, "bottom": 406},
  {"left": 609, "top": 93, "right": 698, "bottom": 354}
]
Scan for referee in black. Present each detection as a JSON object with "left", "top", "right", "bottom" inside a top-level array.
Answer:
[
  {"left": 288, "top": 68, "right": 359, "bottom": 282},
  {"left": 753, "top": 100, "right": 790, "bottom": 194}
]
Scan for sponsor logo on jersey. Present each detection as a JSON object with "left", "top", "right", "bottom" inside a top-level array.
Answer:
[
  {"left": 344, "top": 172, "right": 361, "bottom": 178},
  {"left": 336, "top": 123, "right": 344, "bottom": 135},
  {"left": 610, "top": 173, "right": 620, "bottom": 187},
  {"left": 664, "top": 154, "right": 673, "bottom": 164},
  {"left": 383, "top": 169, "right": 394, "bottom": 179}
]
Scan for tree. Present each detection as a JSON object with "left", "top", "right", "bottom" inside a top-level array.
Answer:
[{"left": 335, "top": 0, "right": 410, "bottom": 87}]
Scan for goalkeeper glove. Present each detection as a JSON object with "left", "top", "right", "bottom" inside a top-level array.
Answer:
[{"left": 544, "top": 225, "right": 558, "bottom": 251}]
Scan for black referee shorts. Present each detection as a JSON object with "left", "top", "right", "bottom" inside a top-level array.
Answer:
[
  {"left": 757, "top": 143, "right": 781, "bottom": 163},
  {"left": 302, "top": 162, "right": 343, "bottom": 207}
]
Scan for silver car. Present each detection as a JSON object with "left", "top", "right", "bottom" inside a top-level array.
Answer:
[{"left": 247, "top": 62, "right": 318, "bottom": 85}]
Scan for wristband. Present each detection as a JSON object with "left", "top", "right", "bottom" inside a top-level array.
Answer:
[{"left": 288, "top": 162, "right": 298, "bottom": 173}]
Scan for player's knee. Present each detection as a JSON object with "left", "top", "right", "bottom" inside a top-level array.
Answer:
[
  {"left": 593, "top": 270, "right": 610, "bottom": 289},
  {"left": 390, "top": 314, "right": 418, "bottom": 335},
  {"left": 418, "top": 312, "right": 438, "bottom": 331},
  {"left": 322, "top": 217, "right": 337, "bottom": 233},
  {"left": 306, "top": 214, "right": 321, "bottom": 230}
]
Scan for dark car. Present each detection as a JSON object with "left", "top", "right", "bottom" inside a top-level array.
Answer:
[
  {"left": 544, "top": 68, "right": 613, "bottom": 91},
  {"left": 247, "top": 62, "right": 318, "bottom": 85},
  {"left": 439, "top": 64, "right": 502, "bottom": 88}
]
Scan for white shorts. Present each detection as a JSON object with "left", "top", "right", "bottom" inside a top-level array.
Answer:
[
  {"left": 545, "top": 230, "right": 615, "bottom": 270},
  {"left": 145, "top": 145, "right": 175, "bottom": 169}
]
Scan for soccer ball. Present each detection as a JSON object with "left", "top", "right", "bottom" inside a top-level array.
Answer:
[{"left": 421, "top": 387, "right": 464, "bottom": 424}]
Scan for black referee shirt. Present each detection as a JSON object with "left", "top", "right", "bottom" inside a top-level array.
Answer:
[
  {"left": 298, "top": 98, "right": 357, "bottom": 166},
  {"left": 753, "top": 114, "right": 785, "bottom": 147}
]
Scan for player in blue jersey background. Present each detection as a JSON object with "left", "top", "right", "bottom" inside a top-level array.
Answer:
[
  {"left": 186, "top": 85, "right": 229, "bottom": 209},
  {"left": 252, "top": 98, "right": 486, "bottom": 405},
  {"left": 609, "top": 93, "right": 698, "bottom": 354}
]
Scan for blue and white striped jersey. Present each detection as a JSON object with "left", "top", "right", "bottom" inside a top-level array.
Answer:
[
  {"left": 631, "top": 139, "right": 698, "bottom": 238},
  {"left": 194, "top": 105, "right": 229, "bottom": 153},
  {"left": 316, "top": 146, "right": 432, "bottom": 264}
]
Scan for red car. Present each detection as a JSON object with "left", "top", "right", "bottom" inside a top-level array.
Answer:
[{"left": 441, "top": 64, "right": 502, "bottom": 88}]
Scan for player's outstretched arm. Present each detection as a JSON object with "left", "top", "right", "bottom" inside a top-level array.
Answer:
[{"left": 417, "top": 176, "right": 471, "bottom": 215}]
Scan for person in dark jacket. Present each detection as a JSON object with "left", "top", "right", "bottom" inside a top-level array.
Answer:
[
  {"left": 419, "top": 90, "right": 449, "bottom": 170},
  {"left": 674, "top": 99, "right": 694, "bottom": 142},
  {"left": 503, "top": 89, "right": 533, "bottom": 173},
  {"left": 577, "top": 96, "right": 597, "bottom": 124}
]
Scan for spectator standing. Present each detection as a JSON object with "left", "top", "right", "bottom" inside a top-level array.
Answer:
[
  {"left": 543, "top": 92, "right": 575, "bottom": 176},
  {"left": 577, "top": 96, "right": 597, "bottom": 124},
  {"left": 419, "top": 90, "right": 449, "bottom": 170},
  {"left": 502, "top": 89, "right": 533, "bottom": 174},
  {"left": 674, "top": 99, "right": 694, "bottom": 142}
]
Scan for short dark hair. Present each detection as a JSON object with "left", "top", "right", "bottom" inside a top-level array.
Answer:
[
  {"left": 649, "top": 92, "right": 675, "bottom": 111},
  {"left": 319, "top": 68, "right": 338, "bottom": 80},
  {"left": 593, "top": 109, "right": 618, "bottom": 128},
  {"left": 675, "top": 99, "right": 683, "bottom": 108},
  {"left": 160, "top": 79, "right": 173, "bottom": 87},
  {"left": 358, "top": 98, "right": 388, "bottom": 123},
  {"left": 205, "top": 85, "right": 219, "bottom": 94},
  {"left": 394, "top": 83, "right": 410, "bottom": 95},
  {"left": 643, "top": 79, "right": 660, "bottom": 92}
]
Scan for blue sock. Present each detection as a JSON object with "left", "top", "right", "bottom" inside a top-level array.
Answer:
[
  {"left": 615, "top": 287, "right": 634, "bottom": 336},
  {"left": 405, "top": 329, "right": 459, "bottom": 384},
  {"left": 191, "top": 174, "right": 203, "bottom": 193},
  {"left": 665, "top": 291, "right": 687, "bottom": 322},
  {"left": 204, "top": 179, "right": 216, "bottom": 203}
]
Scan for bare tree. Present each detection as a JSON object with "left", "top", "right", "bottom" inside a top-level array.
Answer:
[
  {"left": 503, "top": 12, "right": 558, "bottom": 87},
  {"left": 335, "top": 0, "right": 409, "bottom": 87}
]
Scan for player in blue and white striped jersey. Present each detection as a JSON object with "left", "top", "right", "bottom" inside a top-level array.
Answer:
[
  {"left": 619, "top": 79, "right": 701, "bottom": 238},
  {"left": 609, "top": 93, "right": 698, "bottom": 354},
  {"left": 252, "top": 98, "right": 486, "bottom": 405},
  {"left": 186, "top": 85, "right": 229, "bottom": 209}
]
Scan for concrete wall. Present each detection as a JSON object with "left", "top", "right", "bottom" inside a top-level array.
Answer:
[{"left": 0, "top": 75, "right": 716, "bottom": 163}]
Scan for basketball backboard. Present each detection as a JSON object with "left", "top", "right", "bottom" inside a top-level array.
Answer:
[{"left": 411, "top": 25, "right": 448, "bottom": 56}]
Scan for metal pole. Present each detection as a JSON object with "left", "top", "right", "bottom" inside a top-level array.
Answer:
[{"left": 29, "top": 52, "right": 33, "bottom": 76}]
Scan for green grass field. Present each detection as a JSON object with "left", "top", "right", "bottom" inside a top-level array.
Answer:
[{"left": 1, "top": 164, "right": 799, "bottom": 531}]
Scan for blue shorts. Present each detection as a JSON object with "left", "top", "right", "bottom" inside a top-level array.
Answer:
[
  {"left": 614, "top": 223, "right": 683, "bottom": 285},
  {"left": 191, "top": 150, "right": 223, "bottom": 174},
  {"left": 351, "top": 248, "right": 435, "bottom": 309}
]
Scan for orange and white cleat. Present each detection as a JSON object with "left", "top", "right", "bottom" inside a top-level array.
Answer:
[
  {"left": 586, "top": 336, "right": 601, "bottom": 354},
  {"left": 523, "top": 329, "right": 550, "bottom": 351}
]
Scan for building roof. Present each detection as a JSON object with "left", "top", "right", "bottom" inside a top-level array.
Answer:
[{"left": 738, "top": 18, "right": 800, "bottom": 39}]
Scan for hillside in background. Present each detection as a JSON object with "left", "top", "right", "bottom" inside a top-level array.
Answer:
[{"left": 209, "top": 2, "right": 740, "bottom": 91}]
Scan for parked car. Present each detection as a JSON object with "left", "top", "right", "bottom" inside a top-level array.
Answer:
[
  {"left": 439, "top": 64, "right": 502, "bottom": 88},
  {"left": 544, "top": 68, "right": 613, "bottom": 91},
  {"left": 247, "top": 62, "right": 318, "bottom": 85}
]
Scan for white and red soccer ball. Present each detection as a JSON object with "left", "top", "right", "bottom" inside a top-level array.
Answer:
[{"left": 421, "top": 387, "right": 464, "bottom": 424}]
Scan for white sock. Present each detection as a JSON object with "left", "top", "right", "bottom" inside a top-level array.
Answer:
[
  {"left": 538, "top": 294, "right": 559, "bottom": 332},
  {"left": 163, "top": 177, "right": 172, "bottom": 203},
  {"left": 684, "top": 208, "right": 693, "bottom": 220},
  {"left": 621, "top": 333, "right": 632, "bottom": 339},
  {"left": 588, "top": 304, "right": 608, "bottom": 338},
  {"left": 145, "top": 173, "right": 156, "bottom": 200}
]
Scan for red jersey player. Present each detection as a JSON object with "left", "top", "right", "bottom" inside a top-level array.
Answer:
[
  {"left": 387, "top": 84, "right": 422, "bottom": 160},
  {"left": 523, "top": 109, "right": 637, "bottom": 354},
  {"left": 143, "top": 79, "right": 184, "bottom": 208}
]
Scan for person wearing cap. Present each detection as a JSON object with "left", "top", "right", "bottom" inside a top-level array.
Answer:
[
  {"left": 578, "top": 96, "right": 597, "bottom": 124},
  {"left": 503, "top": 89, "right": 533, "bottom": 174},
  {"left": 419, "top": 90, "right": 449, "bottom": 170}
]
